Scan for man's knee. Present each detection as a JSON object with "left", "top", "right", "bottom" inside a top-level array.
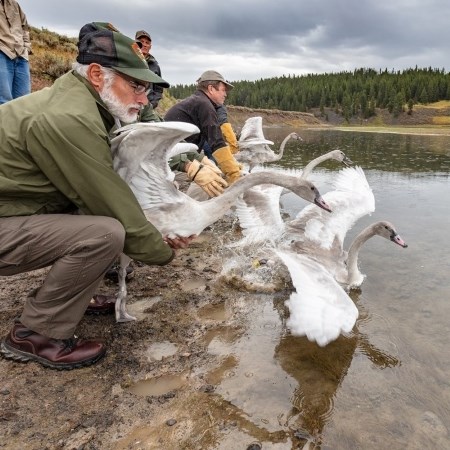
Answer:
[{"left": 89, "top": 217, "right": 126, "bottom": 257}]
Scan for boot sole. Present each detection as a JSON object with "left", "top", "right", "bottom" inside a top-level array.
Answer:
[{"left": 0, "top": 341, "right": 106, "bottom": 370}]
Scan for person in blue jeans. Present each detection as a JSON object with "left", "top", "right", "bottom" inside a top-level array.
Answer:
[{"left": 0, "top": 0, "right": 32, "bottom": 104}]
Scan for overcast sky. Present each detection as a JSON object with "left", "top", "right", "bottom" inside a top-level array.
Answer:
[{"left": 19, "top": 0, "right": 450, "bottom": 87}]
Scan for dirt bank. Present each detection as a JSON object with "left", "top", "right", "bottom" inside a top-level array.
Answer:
[{"left": 227, "top": 102, "right": 450, "bottom": 130}]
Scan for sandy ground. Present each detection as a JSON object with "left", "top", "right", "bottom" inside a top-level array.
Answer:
[{"left": 0, "top": 208, "right": 289, "bottom": 449}]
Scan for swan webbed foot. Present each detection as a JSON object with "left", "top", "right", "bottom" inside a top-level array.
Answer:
[
  {"left": 116, "top": 310, "right": 137, "bottom": 323},
  {"left": 115, "top": 294, "right": 137, "bottom": 322}
]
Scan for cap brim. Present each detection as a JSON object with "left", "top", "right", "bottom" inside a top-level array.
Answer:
[{"left": 114, "top": 67, "right": 170, "bottom": 87}]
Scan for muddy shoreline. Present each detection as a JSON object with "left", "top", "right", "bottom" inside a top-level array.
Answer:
[{"left": 0, "top": 210, "right": 295, "bottom": 449}]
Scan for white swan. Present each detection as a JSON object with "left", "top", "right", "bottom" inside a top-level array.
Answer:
[
  {"left": 281, "top": 167, "right": 409, "bottom": 289},
  {"left": 235, "top": 116, "right": 303, "bottom": 171},
  {"left": 234, "top": 149, "right": 352, "bottom": 246},
  {"left": 277, "top": 250, "right": 359, "bottom": 347},
  {"left": 277, "top": 220, "right": 407, "bottom": 346},
  {"left": 110, "top": 121, "right": 200, "bottom": 322},
  {"left": 274, "top": 167, "right": 408, "bottom": 346},
  {"left": 109, "top": 122, "right": 332, "bottom": 321},
  {"left": 224, "top": 166, "right": 407, "bottom": 345}
]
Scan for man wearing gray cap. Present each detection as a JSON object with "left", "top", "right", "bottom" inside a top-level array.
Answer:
[
  {"left": 0, "top": 22, "right": 193, "bottom": 370},
  {"left": 165, "top": 70, "right": 242, "bottom": 186}
]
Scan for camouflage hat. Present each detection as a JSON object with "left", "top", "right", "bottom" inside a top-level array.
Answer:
[
  {"left": 196, "top": 70, "right": 233, "bottom": 89},
  {"left": 135, "top": 30, "right": 151, "bottom": 41},
  {"left": 76, "top": 22, "right": 169, "bottom": 87}
]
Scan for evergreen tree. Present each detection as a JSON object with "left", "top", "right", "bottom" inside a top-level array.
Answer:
[{"left": 169, "top": 67, "right": 450, "bottom": 120}]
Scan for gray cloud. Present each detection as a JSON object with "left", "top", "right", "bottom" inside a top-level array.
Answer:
[{"left": 19, "top": 0, "right": 450, "bottom": 85}]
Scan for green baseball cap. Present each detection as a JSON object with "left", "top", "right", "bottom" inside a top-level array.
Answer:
[{"left": 76, "top": 22, "right": 169, "bottom": 87}]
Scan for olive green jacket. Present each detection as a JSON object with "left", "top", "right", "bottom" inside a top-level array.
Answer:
[{"left": 0, "top": 71, "right": 174, "bottom": 266}]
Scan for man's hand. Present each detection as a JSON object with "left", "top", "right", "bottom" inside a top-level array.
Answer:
[
  {"left": 212, "top": 146, "right": 241, "bottom": 184},
  {"left": 220, "top": 122, "right": 239, "bottom": 154},
  {"left": 201, "top": 156, "right": 221, "bottom": 173},
  {"left": 163, "top": 235, "right": 196, "bottom": 249},
  {"left": 186, "top": 160, "right": 228, "bottom": 197}
]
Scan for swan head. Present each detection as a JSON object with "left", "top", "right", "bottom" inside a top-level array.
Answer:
[
  {"left": 330, "top": 149, "right": 353, "bottom": 166},
  {"left": 290, "top": 132, "right": 303, "bottom": 141},
  {"left": 314, "top": 194, "right": 332, "bottom": 212},
  {"left": 295, "top": 180, "right": 332, "bottom": 213},
  {"left": 375, "top": 221, "right": 408, "bottom": 248}
]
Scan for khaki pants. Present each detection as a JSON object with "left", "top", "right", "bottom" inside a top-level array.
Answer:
[{"left": 0, "top": 215, "right": 125, "bottom": 339}]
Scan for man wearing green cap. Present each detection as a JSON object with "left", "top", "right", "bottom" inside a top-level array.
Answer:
[{"left": 0, "top": 22, "right": 195, "bottom": 370}]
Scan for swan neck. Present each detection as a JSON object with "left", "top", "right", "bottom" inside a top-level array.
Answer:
[
  {"left": 301, "top": 153, "right": 331, "bottom": 179},
  {"left": 346, "top": 226, "right": 375, "bottom": 276},
  {"left": 217, "top": 172, "right": 297, "bottom": 200},
  {"left": 277, "top": 134, "right": 292, "bottom": 159}
]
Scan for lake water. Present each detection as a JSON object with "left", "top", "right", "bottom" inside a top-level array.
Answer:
[{"left": 211, "top": 129, "right": 450, "bottom": 449}]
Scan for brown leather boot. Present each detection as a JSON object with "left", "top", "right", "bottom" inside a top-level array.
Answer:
[
  {"left": 85, "top": 294, "right": 116, "bottom": 315},
  {"left": 0, "top": 322, "right": 106, "bottom": 370}
]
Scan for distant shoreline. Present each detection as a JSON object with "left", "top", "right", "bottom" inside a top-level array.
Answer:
[{"left": 321, "top": 126, "right": 450, "bottom": 136}]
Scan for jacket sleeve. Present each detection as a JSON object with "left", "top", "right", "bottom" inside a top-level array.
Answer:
[
  {"left": 139, "top": 103, "right": 163, "bottom": 123},
  {"left": 18, "top": 4, "right": 32, "bottom": 53},
  {"left": 168, "top": 151, "right": 203, "bottom": 172},
  {"left": 216, "top": 105, "right": 228, "bottom": 125},
  {"left": 25, "top": 113, "right": 174, "bottom": 266},
  {"left": 197, "top": 103, "right": 227, "bottom": 153}
]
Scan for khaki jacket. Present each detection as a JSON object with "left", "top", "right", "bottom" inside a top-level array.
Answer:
[
  {"left": 0, "top": 0, "right": 31, "bottom": 60},
  {"left": 0, "top": 71, "right": 174, "bottom": 266}
]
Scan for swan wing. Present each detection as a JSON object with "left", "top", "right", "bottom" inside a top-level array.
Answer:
[
  {"left": 277, "top": 251, "right": 358, "bottom": 346},
  {"left": 287, "top": 166, "right": 375, "bottom": 250},
  {"left": 111, "top": 121, "right": 199, "bottom": 182},
  {"left": 127, "top": 161, "right": 185, "bottom": 211},
  {"left": 130, "top": 162, "right": 203, "bottom": 238},
  {"left": 168, "top": 142, "right": 198, "bottom": 160},
  {"left": 234, "top": 167, "right": 306, "bottom": 244},
  {"left": 238, "top": 117, "right": 274, "bottom": 147},
  {"left": 235, "top": 184, "right": 285, "bottom": 244}
]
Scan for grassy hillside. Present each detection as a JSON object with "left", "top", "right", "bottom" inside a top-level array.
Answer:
[{"left": 29, "top": 26, "right": 77, "bottom": 90}]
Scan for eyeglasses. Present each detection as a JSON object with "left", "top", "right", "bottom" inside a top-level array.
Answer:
[
  {"left": 127, "top": 79, "right": 151, "bottom": 96},
  {"left": 112, "top": 70, "right": 152, "bottom": 96}
]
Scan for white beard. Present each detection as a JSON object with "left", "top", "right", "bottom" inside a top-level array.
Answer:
[{"left": 99, "top": 81, "right": 141, "bottom": 124}]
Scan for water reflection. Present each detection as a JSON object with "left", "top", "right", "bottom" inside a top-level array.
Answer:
[{"left": 273, "top": 292, "right": 400, "bottom": 444}]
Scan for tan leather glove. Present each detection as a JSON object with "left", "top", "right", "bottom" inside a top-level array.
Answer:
[
  {"left": 201, "top": 156, "right": 222, "bottom": 174},
  {"left": 220, "top": 122, "right": 239, "bottom": 154},
  {"left": 186, "top": 160, "right": 228, "bottom": 197},
  {"left": 212, "top": 146, "right": 241, "bottom": 184}
]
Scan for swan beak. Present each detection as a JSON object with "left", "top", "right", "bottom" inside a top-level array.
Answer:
[
  {"left": 343, "top": 155, "right": 353, "bottom": 166},
  {"left": 315, "top": 196, "right": 332, "bottom": 212},
  {"left": 391, "top": 233, "right": 408, "bottom": 248}
]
